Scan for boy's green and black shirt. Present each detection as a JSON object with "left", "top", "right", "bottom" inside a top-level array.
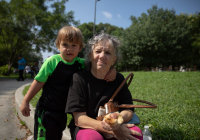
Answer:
[{"left": 35, "top": 54, "right": 85, "bottom": 112}]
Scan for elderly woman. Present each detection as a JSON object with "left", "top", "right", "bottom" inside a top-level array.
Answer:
[{"left": 66, "top": 33, "right": 143, "bottom": 140}]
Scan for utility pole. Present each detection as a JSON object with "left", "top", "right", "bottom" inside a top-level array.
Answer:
[{"left": 93, "top": 0, "right": 100, "bottom": 37}]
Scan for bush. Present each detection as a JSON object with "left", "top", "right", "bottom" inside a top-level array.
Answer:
[{"left": 0, "top": 65, "right": 14, "bottom": 76}]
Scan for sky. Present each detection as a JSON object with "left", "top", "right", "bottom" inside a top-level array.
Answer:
[{"left": 42, "top": 0, "right": 200, "bottom": 61}]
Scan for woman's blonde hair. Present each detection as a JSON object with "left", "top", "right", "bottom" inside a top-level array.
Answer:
[{"left": 55, "top": 26, "right": 83, "bottom": 49}]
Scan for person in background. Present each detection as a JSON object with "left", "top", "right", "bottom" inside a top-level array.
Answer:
[
  {"left": 25, "top": 64, "right": 34, "bottom": 79},
  {"left": 32, "top": 62, "right": 39, "bottom": 75},
  {"left": 20, "top": 26, "right": 116, "bottom": 140},
  {"left": 17, "top": 55, "right": 26, "bottom": 81},
  {"left": 66, "top": 32, "right": 143, "bottom": 140}
]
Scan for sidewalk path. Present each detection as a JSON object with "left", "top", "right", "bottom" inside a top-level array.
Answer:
[
  {"left": 0, "top": 78, "right": 71, "bottom": 140},
  {"left": 0, "top": 78, "right": 33, "bottom": 140}
]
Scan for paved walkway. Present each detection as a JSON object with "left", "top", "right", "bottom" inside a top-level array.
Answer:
[
  {"left": 0, "top": 78, "right": 33, "bottom": 140},
  {"left": 0, "top": 78, "right": 71, "bottom": 140}
]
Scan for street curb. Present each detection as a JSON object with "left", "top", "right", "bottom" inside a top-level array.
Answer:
[{"left": 15, "top": 84, "right": 71, "bottom": 140}]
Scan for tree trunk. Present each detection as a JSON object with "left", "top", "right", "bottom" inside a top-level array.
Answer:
[{"left": 7, "top": 63, "right": 13, "bottom": 76}]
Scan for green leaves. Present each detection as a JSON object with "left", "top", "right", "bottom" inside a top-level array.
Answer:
[
  {"left": 119, "top": 5, "right": 193, "bottom": 71},
  {"left": 0, "top": 0, "right": 79, "bottom": 75}
]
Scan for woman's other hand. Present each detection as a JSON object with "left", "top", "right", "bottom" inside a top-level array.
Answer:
[
  {"left": 101, "top": 112, "right": 124, "bottom": 131},
  {"left": 101, "top": 121, "right": 120, "bottom": 131},
  {"left": 113, "top": 124, "right": 142, "bottom": 140},
  {"left": 104, "top": 67, "right": 116, "bottom": 82}
]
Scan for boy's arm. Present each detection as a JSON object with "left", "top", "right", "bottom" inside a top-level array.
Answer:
[
  {"left": 20, "top": 80, "right": 45, "bottom": 116},
  {"left": 104, "top": 67, "right": 117, "bottom": 82}
]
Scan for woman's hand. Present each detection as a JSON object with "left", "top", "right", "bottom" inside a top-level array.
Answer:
[
  {"left": 101, "top": 121, "right": 120, "bottom": 131},
  {"left": 113, "top": 124, "right": 142, "bottom": 140},
  {"left": 102, "top": 112, "right": 123, "bottom": 130},
  {"left": 104, "top": 67, "right": 116, "bottom": 82}
]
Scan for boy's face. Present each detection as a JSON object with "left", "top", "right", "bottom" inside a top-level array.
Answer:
[{"left": 58, "top": 40, "right": 81, "bottom": 62}]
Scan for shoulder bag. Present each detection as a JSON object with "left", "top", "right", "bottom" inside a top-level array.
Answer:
[{"left": 96, "top": 73, "right": 157, "bottom": 124}]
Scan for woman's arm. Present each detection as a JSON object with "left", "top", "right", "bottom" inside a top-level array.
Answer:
[
  {"left": 73, "top": 112, "right": 114, "bottom": 134},
  {"left": 108, "top": 110, "right": 142, "bottom": 140},
  {"left": 102, "top": 110, "right": 134, "bottom": 131},
  {"left": 101, "top": 110, "right": 142, "bottom": 140},
  {"left": 120, "top": 109, "right": 134, "bottom": 123}
]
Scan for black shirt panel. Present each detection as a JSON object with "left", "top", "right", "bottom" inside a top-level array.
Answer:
[
  {"left": 66, "top": 70, "right": 134, "bottom": 139},
  {"left": 38, "top": 61, "right": 83, "bottom": 112}
]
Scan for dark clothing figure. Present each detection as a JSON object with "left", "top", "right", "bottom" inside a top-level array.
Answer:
[
  {"left": 19, "top": 26, "right": 87, "bottom": 140},
  {"left": 66, "top": 70, "right": 134, "bottom": 140},
  {"left": 32, "top": 63, "right": 39, "bottom": 75},
  {"left": 34, "top": 55, "right": 85, "bottom": 140},
  {"left": 34, "top": 108, "right": 67, "bottom": 140},
  {"left": 18, "top": 70, "right": 24, "bottom": 81},
  {"left": 17, "top": 56, "right": 26, "bottom": 81},
  {"left": 25, "top": 65, "right": 34, "bottom": 78}
]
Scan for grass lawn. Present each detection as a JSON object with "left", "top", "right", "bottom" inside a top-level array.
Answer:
[
  {"left": 0, "top": 73, "right": 34, "bottom": 79},
  {"left": 22, "top": 72, "right": 200, "bottom": 140}
]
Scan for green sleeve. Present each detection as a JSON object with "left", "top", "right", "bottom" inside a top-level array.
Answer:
[
  {"left": 34, "top": 56, "right": 56, "bottom": 82},
  {"left": 78, "top": 58, "right": 85, "bottom": 69}
]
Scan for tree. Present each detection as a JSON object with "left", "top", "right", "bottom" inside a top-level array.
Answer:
[
  {"left": 120, "top": 5, "right": 191, "bottom": 71},
  {"left": 188, "top": 12, "right": 200, "bottom": 69},
  {"left": 96, "top": 23, "right": 123, "bottom": 36},
  {"left": 11, "top": 49, "right": 43, "bottom": 69},
  {"left": 78, "top": 22, "right": 94, "bottom": 43},
  {"left": 78, "top": 22, "right": 124, "bottom": 43},
  {"left": 0, "top": 0, "right": 79, "bottom": 75},
  {"left": 77, "top": 22, "right": 124, "bottom": 58}
]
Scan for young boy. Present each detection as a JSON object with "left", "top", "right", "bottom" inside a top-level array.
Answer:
[{"left": 20, "top": 26, "right": 116, "bottom": 140}]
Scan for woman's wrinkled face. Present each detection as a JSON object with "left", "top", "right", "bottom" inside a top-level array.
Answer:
[{"left": 89, "top": 39, "right": 117, "bottom": 72}]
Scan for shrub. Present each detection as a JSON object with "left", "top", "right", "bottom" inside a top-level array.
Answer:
[{"left": 0, "top": 65, "right": 14, "bottom": 76}]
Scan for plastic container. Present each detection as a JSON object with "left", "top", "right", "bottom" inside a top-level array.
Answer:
[{"left": 143, "top": 125, "right": 152, "bottom": 140}]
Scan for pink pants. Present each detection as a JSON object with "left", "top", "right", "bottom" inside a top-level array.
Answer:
[{"left": 76, "top": 126, "right": 143, "bottom": 140}]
